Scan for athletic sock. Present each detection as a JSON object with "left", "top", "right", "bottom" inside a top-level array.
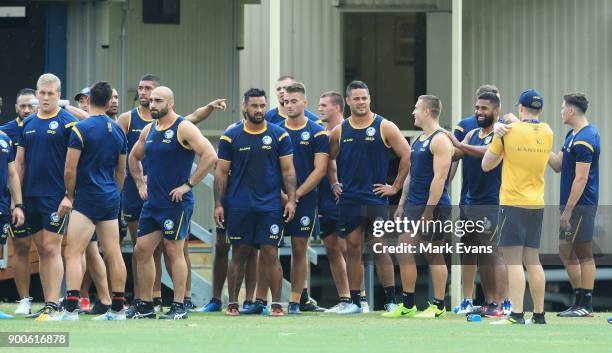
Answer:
[
  {"left": 433, "top": 298, "right": 445, "bottom": 311},
  {"left": 581, "top": 289, "right": 593, "bottom": 310},
  {"left": 350, "top": 290, "right": 361, "bottom": 307},
  {"left": 300, "top": 288, "right": 309, "bottom": 305},
  {"left": 339, "top": 297, "right": 351, "bottom": 303},
  {"left": 111, "top": 292, "right": 125, "bottom": 312},
  {"left": 573, "top": 288, "right": 583, "bottom": 306},
  {"left": 172, "top": 301, "right": 185, "bottom": 310},
  {"left": 153, "top": 297, "right": 162, "bottom": 306},
  {"left": 361, "top": 295, "right": 368, "bottom": 303},
  {"left": 402, "top": 292, "right": 415, "bottom": 308},
  {"left": 383, "top": 286, "right": 396, "bottom": 304},
  {"left": 65, "top": 290, "right": 80, "bottom": 312},
  {"left": 533, "top": 312, "right": 545, "bottom": 318}
]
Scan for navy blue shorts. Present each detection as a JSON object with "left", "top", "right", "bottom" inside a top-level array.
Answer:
[
  {"left": 497, "top": 206, "right": 544, "bottom": 248},
  {"left": 403, "top": 205, "right": 451, "bottom": 242},
  {"left": 559, "top": 206, "right": 597, "bottom": 243},
  {"left": 337, "top": 203, "right": 388, "bottom": 238},
  {"left": 226, "top": 210, "right": 284, "bottom": 247},
  {"left": 318, "top": 215, "right": 338, "bottom": 239},
  {"left": 121, "top": 204, "right": 143, "bottom": 224},
  {"left": 74, "top": 197, "right": 120, "bottom": 225},
  {"left": 284, "top": 196, "right": 317, "bottom": 238},
  {"left": 24, "top": 196, "right": 68, "bottom": 235},
  {"left": 462, "top": 205, "right": 500, "bottom": 244},
  {"left": 138, "top": 206, "right": 193, "bottom": 240}
]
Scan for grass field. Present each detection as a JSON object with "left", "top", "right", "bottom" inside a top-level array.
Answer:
[{"left": 0, "top": 304, "right": 611, "bottom": 353}]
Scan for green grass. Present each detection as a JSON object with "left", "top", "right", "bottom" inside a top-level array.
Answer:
[{"left": 0, "top": 304, "right": 610, "bottom": 353}]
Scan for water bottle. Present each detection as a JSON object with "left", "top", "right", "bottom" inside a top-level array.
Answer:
[{"left": 467, "top": 314, "right": 481, "bottom": 322}]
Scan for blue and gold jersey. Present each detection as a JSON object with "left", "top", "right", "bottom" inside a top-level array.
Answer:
[
  {"left": 560, "top": 124, "right": 600, "bottom": 206},
  {"left": 464, "top": 128, "right": 501, "bottom": 205},
  {"left": 68, "top": 115, "right": 127, "bottom": 201},
  {"left": 336, "top": 114, "right": 391, "bottom": 206},
  {"left": 279, "top": 118, "right": 329, "bottom": 201},
  {"left": 143, "top": 116, "right": 195, "bottom": 209},
  {"left": 453, "top": 115, "right": 479, "bottom": 205},
  {"left": 218, "top": 121, "right": 293, "bottom": 212},
  {"left": 0, "top": 116, "right": 23, "bottom": 148},
  {"left": 407, "top": 130, "right": 451, "bottom": 206},
  {"left": 0, "top": 133, "right": 14, "bottom": 215},
  {"left": 265, "top": 107, "right": 321, "bottom": 125},
  {"left": 123, "top": 107, "right": 153, "bottom": 207},
  {"left": 20, "top": 108, "right": 78, "bottom": 197}
]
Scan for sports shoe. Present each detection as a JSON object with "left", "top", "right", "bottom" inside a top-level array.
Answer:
[
  {"left": 0, "top": 310, "right": 14, "bottom": 319},
  {"left": 126, "top": 299, "right": 141, "bottom": 319},
  {"left": 453, "top": 299, "right": 473, "bottom": 314},
  {"left": 300, "top": 300, "right": 325, "bottom": 312},
  {"left": 502, "top": 299, "right": 512, "bottom": 315},
  {"left": 324, "top": 301, "right": 352, "bottom": 313},
  {"left": 558, "top": 307, "right": 593, "bottom": 318},
  {"left": 79, "top": 298, "right": 91, "bottom": 313},
  {"left": 199, "top": 298, "right": 222, "bottom": 313},
  {"left": 15, "top": 297, "right": 33, "bottom": 315},
  {"left": 86, "top": 301, "right": 110, "bottom": 315},
  {"left": 242, "top": 300, "right": 254, "bottom": 311},
  {"left": 92, "top": 309, "right": 127, "bottom": 321},
  {"left": 288, "top": 302, "right": 301, "bottom": 315},
  {"left": 484, "top": 307, "right": 505, "bottom": 318},
  {"left": 26, "top": 306, "right": 46, "bottom": 319},
  {"left": 490, "top": 316, "right": 525, "bottom": 325},
  {"left": 35, "top": 305, "right": 62, "bottom": 321},
  {"left": 240, "top": 300, "right": 264, "bottom": 315},
  {"left": 131, "top": 302, "right": 156, "bottom": 319},
  {"left": 60, "top": 310, "right": 79, "bottom": 321},
  {"left": 225, "top": 303, "right": 240, "bottom": 316},
  {"left": 557, "top": 305, "right": 577, "bottom": 317},
  {"left": 382, "top": 303, "right": 417, "bottom": 318},
  {"left": 153, "top": 298, "right": 163, "bottom": 313},
  {"left": 384, "top": 303, "right": 398, "bottom": 312},
  {"left": 414, "top": 303, "right": 447, "bottom": 318},
  {"left": 269, "top": 303, "right": 284, "bottom": 317},
  {"left": 337, "top": 303, "right": 363, "bottom": 315},
  {"left": 527, "top": 314, "right": 547, "bottom": 324},
  {"left": 159, "top": 303, "right": 188, "bottom": 320},
  {"left": 361, "top": 300, "right": 370, "bottom": 313},
  {"left": 184, "top": 298, "right": 196, "bottom": 312}
]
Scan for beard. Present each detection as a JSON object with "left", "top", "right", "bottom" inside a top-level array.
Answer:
[
  {"left": 477, "top": 114, "right": 495, "bottom": 128},
  {"left": 151, "top": 107, "right": 168, "bottom": 119},
  {"left": 244, "top": 111, "right": 264, "bottom": 124}
]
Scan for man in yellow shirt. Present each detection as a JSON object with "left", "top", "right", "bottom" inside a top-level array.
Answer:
[{"left": 482, "top": 89, "right": 553, "bottom": 325}]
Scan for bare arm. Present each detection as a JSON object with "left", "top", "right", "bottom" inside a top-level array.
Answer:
[
  {"left": 296, "top": 153, "right": 328, "bottom": 200},
  {"left": 117, "top": 111, "right": 130, "bottom": 134},
  {"left": 185, "top": 99, "right": 227, "bottom": 125},
  {"left": 128, "top": 123, "right": 151, "bottom": 197},
  {"left": 548, "top": 151, "right": 563, "bottom": 173},
  {"left": 426, "top": 134, "right": 453, "bottom": 206},
  {"left": 15, "top": 146, "right": 25, "bottom": 185},
  {"left": 115, "top": 154, "right": 126, "bottom": 193},
  {"left": 64, "top": 105, "right": 89, "bottom": 120},
  {"left": 214, "top": 160, "right": 231, "bottom": 207},
  {"left": 64, "top": 148, "right": 81, "bottom": 201},
  {"left": 384, "top": 120, "right": 411, "bottom": 192},
  {"left": 327, "top": 125, "right": 341, "bottom": 195},
  {"left": 7, "top": 162, "right": 23, "bottom": 205},
  {"left": 482, "top": 150, "right": 503, "bottom": 172},
  {"left": 563, "top": 163, "right": 590, "bottom": 213},
  {"left": 280, "top": 156, "right": 297, "bottom": 203}
]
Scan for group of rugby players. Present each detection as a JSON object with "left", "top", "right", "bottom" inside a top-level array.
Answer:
[{"left": 0, "top": 72, "right": 599, "bottom": 324}]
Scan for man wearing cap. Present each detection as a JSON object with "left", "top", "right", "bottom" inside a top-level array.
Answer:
[
  {"left": 75, "top": 88, "right": 90, "bottom": 113},
  {"left": 483, "top": 89, "right": 553, "bottom": 325}
]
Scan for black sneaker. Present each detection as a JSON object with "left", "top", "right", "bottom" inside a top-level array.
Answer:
[
  {"left": 184, "top": 298, "right": 196, "bottom": 312},
  {"left": 26, "top": 306, "right": 46, "bottom": 319},
  {"left": 300, "top": 300, "right": 326, "bottom": 312},
  {"left": 558, "top": 306, "right": 593, "bottom": 317},
  {"left": 131, "top": 301, "right": 156, "bottom": 319},
  {"left": 529, "top": 313, "right": 547, "bottom": 324},
  {"left": 557, "top": 305, "right": 578, "bottom": 317},
  {"left": 159, "top": 303, "right": 188, "bottom": 320},
  {"left": 126, "top": 299, "right": 141, "bottom": 319},
  {"left": 86, "top": 301, "right": 110, "bottom": 315}
]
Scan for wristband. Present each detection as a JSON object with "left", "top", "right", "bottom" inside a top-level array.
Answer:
[
  {"left": 330, "top": 182, "right": 340, "bottom": 191},
  {"left": 186, "top": 180, "right": 195, "bottom": 189}
]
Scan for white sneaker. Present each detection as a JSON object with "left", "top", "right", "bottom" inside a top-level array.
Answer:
[
  {"left": 60, "top": 310, "right": 79, "bottom": 321},
  {"left": 15, "top": 297, "right": 33, "bottom": 315},
  {"left": 361, "top": 300, "right": 370, "bottom": 313},
  {"left": 453, "top": 299, "right": 473, "bottom": 314},
  {"left": 337, "top": 303, "right": 363, "bottom": 315},
  {"left": 92, "top": 310, "right": 127, "bottom": 321},
  {"left": 384, "top": 303, "right": 398, "bottom": 312},
  {"left": 325, "top": 302, "right": 350, "bottom": 313},
  {"left": 154, "top": 304, "right": 162, "bottom": 313}
]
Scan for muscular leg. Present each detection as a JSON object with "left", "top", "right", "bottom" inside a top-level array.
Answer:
[
  {"left": 227, "top": 245, "right": 252, "bottom": 302},
  {"left": 153, "top": 244, "right": 164, "bottom": 300},
  {"left": 128, "top": 221, "right": 140, "bottom": 299},
  {"left": 85, "top": 241, "right": 111, "bottom": 304},
  {"left": 133, "top": 231, "right": 162, "bottom": 302},
  {"left": 559, "top": 239, "right": 581, "bottom": 289},
  {"left": 244, "top": 249, "right": 257, "bottom": 302},
  {"left": 32, "top": 229, "right": 64, "bottom": 303},
  {"left": 323, "top": 234, "right": 349, "bottom": 298},
  {"left": 290, "top": 237, "right": 308, "bottom": 303},
  {"left": 501, "top": 246, "right": 526, "bottom": 313},
  {"left": 345, "top": 226, "right": 364, "bottom": 298},
  {"left": 183, "top": 240, "right": 192, "bottom": 298},
  {"left": 260, "top": 245, "right": 282, "bottom": 302},
  {"left": 163, "top": 238, "right": 187, "bottom": 303},
  {"left": 423, "top": 240, "right": 448, "bottom": 302},
  {"left": 523, "top": 247, "right": 545, "bottom": 313},
  {"left": 12, "top": 237, "right": 32, "bottom": 299},
  {"left": 212, "top": 234, "right": 230, "bottom": 299}
]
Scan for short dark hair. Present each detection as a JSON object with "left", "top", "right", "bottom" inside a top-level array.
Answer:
[
  {"left": 285, "top": 82, "right": 306, "bottom": 96},
  {"left": 89, "top": 81, "right": 113, "bottom": 107},
  {"left": 563, "top": 92, "right": 589, "bottom": 115},
  {"left": 243, "top": 88, "right": 266, "bottom": 103},
  {"left": 346, "top": 80, "right": 369, "bottom": 97},
  {"left": 140, "top": 74, "right": 161, "bottom": 86},
  {"left": 477, "top": 92, "right": 500, "bottom": 108},
  {"left": 321, "top": 91, "right": 344, "bottom": 111},
  {"left": 277, "top": 75, "right": 295, "bottom": 82},
  {"left": 418, "top": 95, "right": 442, "bottom": 118},
  {"left": 476, "top": 84, "right": 499, "bottom": 97},
  {"left": 16, "top": 88, "right": 36, "bottom": 101}
]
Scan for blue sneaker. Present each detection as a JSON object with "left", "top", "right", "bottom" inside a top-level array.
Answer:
[
  {"left": 502, "top": 299, "right": 512, "bottom": 315},
  {"left": 242, "top": 300, "right": 254, "bottom": 311},
  {"left": 288, "top": 302, "right": 301, "bottom": 315},
  {"left": 0, "top": 310, "right": 14, "bottom": 319},
  {"left": 337, "top": 303, "right": 363, "bottom": 314},
  {"left": 199, "top": 298, "right": 222, "bottom": 313},
  {"left": 240, "top": 300, "right": 264, "bottom": 315},
  {"left": 452, "top": 299, "right": 473, "bottom": 314}
]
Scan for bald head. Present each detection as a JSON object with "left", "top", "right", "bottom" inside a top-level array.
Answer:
[{"left": 150, "top": 86, "right": 175, "bottom": 119}]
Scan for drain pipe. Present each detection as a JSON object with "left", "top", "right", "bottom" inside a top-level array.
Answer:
[{"left": 120, "top": 0, "right": 128, "bottom": 113}]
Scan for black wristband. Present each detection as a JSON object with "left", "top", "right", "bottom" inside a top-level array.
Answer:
[
  {"left": 186, "top": 180, "right": 195, "bottom": 189},
  {"left": 14, "top": 204, "right": 24, "bottom": 210}
]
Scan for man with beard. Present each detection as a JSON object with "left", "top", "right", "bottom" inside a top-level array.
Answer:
[
  {"left": 265, "top": 76, "right": 321, "bottom": 125},
  {"left": 278, "top": 83, "right": 329, "bottom": 314},
  {"left": 328, "top": 81, "right": 410, "bottom": 314},
  {"left": 129, "top": 86, "right": 217, "bottom": 319},
  {"left": 0, "top": 88, "right": 35, "bottom": 315},
  {"left": 446, "top": 92, "right": 507, "bottom": 317},
  {"left": 216, "top": 88, "right": 297, "bottom": 316},
  {"left": 384, "top": 95, "right": 452, "bottom": 319}
]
